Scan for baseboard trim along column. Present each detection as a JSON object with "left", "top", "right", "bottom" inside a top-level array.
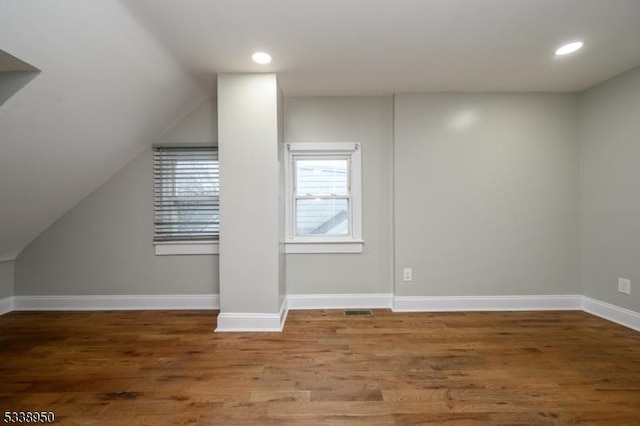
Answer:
[
  {"left": 0, "top": 296, "right": 14, "bottom": 315},
  {"left": 215, "top": 299, "right": 289, "bottom": 332},
  {"left": 582, "top": 297, "right": 640, "bottom": 332},
  {"left": 392, "top": 295, "right": 583, "bottom": 312},
  {"left": 12, "top": 294, "right": 220, "bottom": 311}
]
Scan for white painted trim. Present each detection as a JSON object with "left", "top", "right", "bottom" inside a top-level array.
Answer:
[
  {"left": 4, "top": 293, "right": 639, "bottom": 334},
  {"left": 288, "top": 293, "right": 393, "bottom": 310},
  {"left": 393, "top": 295, "right": 582, "bottom": 312},
  {"left": 582, "top": 296, "right": 640, "bottom": 332},
  {"left": 13, "top": 294, "right": 220, "bottom": 311},
  {"left": 0, "top": 296, "right": 14, "bottom": 315},
  {"left": 285, "top": 241, "right": 363, "bottom": 254},
  {"left": 154, "top": 242, "right": 219, "bottom": 255},
  {"left": 215, "top": 298, "right": 288, "bottom": 332},
  {"left": 284, "top": 142, "right": 362, "bottom": 246},
  {"left": 287, "top": 142, "right": 359, "bottom": 152}
]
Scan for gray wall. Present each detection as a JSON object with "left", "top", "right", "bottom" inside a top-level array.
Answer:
[
  {"left": 157, "top": 97, "right": 217, "bottom": 144},
  {"left": 394, "top": 93, "right": 580, "bottom": 296},
  {"left": 284, "top": 96, "right": 394, "bottom": 294},
  {"left": 14, "top": 100, "right": 219, "bottom": 296},
  {"left": 0, "top": 260, "right": 14, "bottom": 298},
  {"left": 13, "top": 81, "right": 640, "bottom": 315},
  {"left": 579, "top": 66, "right": 640, "bottom": 312}
]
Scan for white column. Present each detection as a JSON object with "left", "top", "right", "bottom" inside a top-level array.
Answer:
[{"left": 216, "top": 73, "right": 286, "bottom": 331}]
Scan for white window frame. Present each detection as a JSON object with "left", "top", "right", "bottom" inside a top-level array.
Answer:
[{"left": 285, "top": 142, "right": 363, "bottom": 254}]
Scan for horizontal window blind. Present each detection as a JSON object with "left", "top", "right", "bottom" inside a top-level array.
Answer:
[{"left": 153, "top": 145, "right": 219, "bottom": 242}]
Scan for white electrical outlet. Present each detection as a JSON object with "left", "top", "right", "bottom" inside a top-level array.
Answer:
[
  {"left": 403, "top": 268, "right": 412, "bottom": 282},
  {"left": 618, "top": 278, "right": 631, "bottom": 295}
]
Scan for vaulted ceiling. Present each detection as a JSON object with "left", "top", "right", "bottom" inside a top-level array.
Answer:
[
  {"left": 1, "top": 0, "right": 640, "bottom": 261},
  {"left": 0, "top": 0, "right": 205, "bottom": 261}
]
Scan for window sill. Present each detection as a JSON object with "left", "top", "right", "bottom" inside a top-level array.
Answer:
[
  {"left": 154, "top": 240, "right": 361, "bottom": 255},
  {"left": 154, "top": 241, "right": 219, "bottom": 256},
  {"left": 285, "top": 241, "right": 363, "bottom": 254}
]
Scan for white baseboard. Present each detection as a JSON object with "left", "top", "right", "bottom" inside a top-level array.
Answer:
[
  {"left": 13, "top": 294, "right": 220, "bottom": 311},
  {"left": 215, "top": 298, "right": 288, "bottom": 332},
  {"left": 2, "top": 293, "right": 638, "bottom": 333},
  {"left": 287, "top": 293, "right": 393, "bottom": 310},
  {"left": 393, "top": 295, "right": 583, "bottom": 312},
  {"left": 582, "top": 297, "right": 640, "bottom": 332},
  {"left": 0, "top": 296, "right": 14, "bottom": 315}
]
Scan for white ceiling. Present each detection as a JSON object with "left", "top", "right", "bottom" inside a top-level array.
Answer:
[
  {"left": 124, "top": 0, "right": 640, "bottom": 95},
  {"left": 1, "top": 0, "right": 640, "bottom": 262}
]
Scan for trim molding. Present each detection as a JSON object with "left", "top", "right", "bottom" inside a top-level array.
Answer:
[
  {"left": 285, "top": 242, "right": 363, "bottom": 254},
  {"left": 215, "top": 298, "right": 288, "bottom": 332},
  {"left": 288, "top": 293, "right": 393, "bottom": 310},
  {"left": 0, "top": 296, "right": 13, "bottom": 315},
  {"left": 2, "top": 293, "right": 638, "bottom": 333},
  {"left": 393, "top": 295, "right": 582, "bottom": 312},
  {"left": 13, "top": 294, "right": 220, "bottom": 311},
  {"left": 582, "top": 297, "right": 640, "bottom": 332},
  {"left": 154, "top": 242, "right": 219, "bottom": 256}
]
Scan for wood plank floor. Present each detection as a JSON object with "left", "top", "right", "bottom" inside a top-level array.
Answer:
[{"left": 1, "top": 309, "right": 639, "bottom": 425}]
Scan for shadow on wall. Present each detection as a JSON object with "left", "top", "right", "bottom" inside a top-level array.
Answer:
[{"left": 0, "top": 49, "right": 40, "bottom": 106}]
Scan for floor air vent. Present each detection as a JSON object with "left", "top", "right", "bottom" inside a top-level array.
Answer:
[{"left": 344, "top": 310, "right": 373, "bottom": 317}]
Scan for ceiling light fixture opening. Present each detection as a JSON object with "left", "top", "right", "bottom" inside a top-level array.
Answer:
[
  {"left": 555, "top": 41, "right": 584, "bottom": 56},
  {"left": 252, "top": 52, "right": 272, "bottom": 64}
]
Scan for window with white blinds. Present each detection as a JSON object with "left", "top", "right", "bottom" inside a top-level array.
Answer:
[
  {"left": 153, "top": 145, "right": 219, "bottom": 242},
  {"left": 285, "top": 143, "right": 363, "bottom": 253}
]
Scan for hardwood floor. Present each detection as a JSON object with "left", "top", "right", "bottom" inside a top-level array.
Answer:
[{"left": 1, "top": 309, "right": 639, "bottom": 425}]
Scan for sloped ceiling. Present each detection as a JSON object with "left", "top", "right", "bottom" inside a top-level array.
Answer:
[
  {"left": 0, "top": 0, "right": 206, "bottom": 261},
  {"left": 2, "top": 0, "right": 640, "bottom": 261}
]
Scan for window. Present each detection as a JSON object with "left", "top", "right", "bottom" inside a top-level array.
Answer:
[
  {"left": 153, "top": 145, "right": 219, "bottom": 255},
  {"left": 285, "top": 143, "right": 363, "bottom": 253}
]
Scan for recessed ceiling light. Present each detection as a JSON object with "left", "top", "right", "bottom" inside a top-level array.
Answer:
[
  {"left": 555, "top": 41, "right": 584, "bottom": 56},
  {"left": 252, "top": 52, "right": 272, "bottom": 64}
]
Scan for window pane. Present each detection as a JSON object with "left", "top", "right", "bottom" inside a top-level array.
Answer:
[
  {"left": 296, "top": 198, "right": 349, "bottom": 236},
  {"left": 174, "top": 160, "right": 219, "bottom": 197},
  {"left": 296, "top": 159, "right": 348, "bottom": 196},
  {"left": 153, "top": 146, "right": 219, "bottom": 241},
  {"left": 160, "top": 200, "right": 219, "bottom": 237}
]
